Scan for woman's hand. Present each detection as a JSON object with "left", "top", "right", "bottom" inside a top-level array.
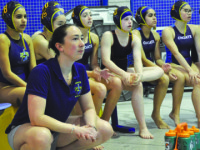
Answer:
[
  {"left": 92, "top": 67, "right": 101, "bottom": 82},
  {"left": 92, "top": 67, "right": 115, "bottom": 83},
  {"left": 99, "top": 69, "right": 115, "bottom": 83},
  {"left": 122, "top": 72, "right": 141, "bottom": 86},
  {"left": 130, "top": 73, "right": 142, "bottom": 85},
  {"left": 162, "top": 63, "right": 171, "bottom": 73},
  {"left": 188, "top": 70, "right": 200, "bottom": 84},
  {"left": 73, "top": 125, "right": 98, "bottom": 142},
  {"left": 168, "top": 69, "right": 177, "bottom": 81}
]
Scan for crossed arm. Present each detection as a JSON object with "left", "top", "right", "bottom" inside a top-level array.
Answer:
[{"left": 28, "top": 91, "right": 97, "bottom": 140}]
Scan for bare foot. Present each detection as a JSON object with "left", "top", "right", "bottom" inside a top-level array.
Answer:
[
  {"left": 92, "top": 145, "right": 104, "bottom": 150},
  {"left": 169, "top": 112, "right": 180, "bottom": 126},
  {"left": 151, "top": 115, "right": 170, "bottom": 129},
  {"left": 139, "top": 128, "right": 154, "bottom": 139}
]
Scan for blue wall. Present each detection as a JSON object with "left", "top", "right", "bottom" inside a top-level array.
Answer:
[{"left": 0, "top": 0, "right": 101, "bottom": 36}]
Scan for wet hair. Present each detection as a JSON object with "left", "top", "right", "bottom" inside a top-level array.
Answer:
[
  {"left": 49, "top": 24, "right": 74, "bottom": 56},
  {"left": 135, "top": 6, "right": 151, "bottom": 26},
  {"left": 170, "top": 0, "right": 188, "bottom": 21},
  {"left": 113, "top": 6, "right": 132, "bottom": 31},
  {"left": 2, "top": 1, "right": 24, "bottom": 30},
  {"left": 41, "top": 1, "right": 64, "bottom": 33}
]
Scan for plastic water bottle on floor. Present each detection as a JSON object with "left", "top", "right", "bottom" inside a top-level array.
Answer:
[
  {"left": 177, "top": 131, "right": 192, "bottom": 150},
  {"left": 165, "top": 129, "right": 177, "bottom": 150},
  {"left": 165, "top": 123, "right": 200, "bottom": 150},
  {"left": 175, "top": 122, "right": 192, "bottom": 150},
  {"left": 186, "top": 130, "right": 196, "bottom": 150},
  {"left": 189, "top": 126, "right": 200, "bottom": 150}
]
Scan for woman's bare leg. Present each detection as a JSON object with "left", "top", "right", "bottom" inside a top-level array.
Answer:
[
  {"left": 151, "top": 74, "right": 170, "bottom": 129},
  {"left": 174, "top": 64, "right": 200, "bottom": 128},
  {"left": 128, "top": 67, "right": 164, "bottom": 82},
  {"left": 124, "top": 83, "right": 153, "bottom": 139},
  {"left": 13, "top": 123, "right": 53, "bottom": 150},
  {"left": 169, "top": 69, "right": 185, "bottom": 126},
  {"left": 101, "top": 77, "right": 123, "bottom": 121},
  {"left": 0, "top": 83, "right": 26, "bottom": 107}
]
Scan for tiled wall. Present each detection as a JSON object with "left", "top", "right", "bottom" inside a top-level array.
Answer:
[{"left": 131, "top": 0, "right": 200, "bottom": 35}]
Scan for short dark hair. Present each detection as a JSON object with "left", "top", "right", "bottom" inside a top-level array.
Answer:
[{"left": 49, "top": 24, "right": 74, "bottom": 56}]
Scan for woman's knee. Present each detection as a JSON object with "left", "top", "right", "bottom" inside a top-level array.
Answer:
[
  {"left": 91, "top": 82, "right": 107, "bottom": 98},
  {"left": 156, "top": 67, "right": 164, "bottom": 77},
  {"left": 27, "top": 127, "right": 53, "bottom": 148},
  {"left": 97, "top": 119, "right": 113, "bottom": 142},
  {"left": 109, "top": 77, "right": 123, "bottom": 91},
  {"left": 175, "top": 72, "right": 185, "bottom": 83},
  {"left": 137, "top": 82, "right": 143, "bottom": 89},
  {"left": 158, "top": 74, "right": 169, "bottom": 86},
  {"left": 0, "top": 86, "right": 26, "bottom": 107},
  {"left": 132, "top": 82, "right": 143, "bottom": 92},
  {"left": 193, "top": 82, "right": 200, "bottom": 88}
]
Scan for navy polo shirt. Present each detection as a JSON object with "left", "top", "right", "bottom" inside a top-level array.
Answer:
[{"left": 6, "top": 57, "right": 90, "bottom": 134}]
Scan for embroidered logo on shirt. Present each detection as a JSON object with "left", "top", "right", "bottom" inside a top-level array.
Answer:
[
  {"left": 85, "top": 44, "right": 92, "bottom": 49},
  {"left": 20, "top": 49, "right": 29, "bottom": 62},
  {"left": 143, "top": 40, "right": 155, "bottom": 45},
  {"left": 178, "top": 35, "right": 192, "bottom": 40},
  {"left": 74, "top": 81, "right": 82, "bottom": 97}
]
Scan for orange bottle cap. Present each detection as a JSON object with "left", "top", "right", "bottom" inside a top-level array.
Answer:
[
  {"left": 178, "top": 131, "right": 190, "bottom": 138},
  {"left": 165, "top": 129, "right": 176, "bottom": 136},
  {"left": 190, "top": 126, "right": 200, "bottom": 133},
  {"left": 173, "top": 128, "right": 177, "bottom": 133},
  {"left": 187, "top": 130, "right": 194, "bottom": 135}
]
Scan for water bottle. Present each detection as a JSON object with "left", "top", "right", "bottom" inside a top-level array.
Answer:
[
  {"left": 187, "top": 130, "right": 196, "bottom": 150},
  {"left": 177, "top": 131, "right": 192, "bottom": 150},
  {"left": 165, "top": 129, "right": 176, "bottom": 150},
  {"left": 174, "top": 122, "right": 192, "bottom": 150},
  {"left": 190, "top": 126, "right": 200, "bottom": 150}
]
